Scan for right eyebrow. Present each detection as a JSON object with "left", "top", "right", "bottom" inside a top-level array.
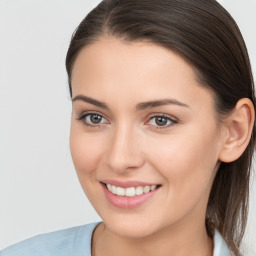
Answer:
[{"left": 71, "top": 95, "right": 109, "bottom": 110}]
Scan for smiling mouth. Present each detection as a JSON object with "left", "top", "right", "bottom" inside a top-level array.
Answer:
[{"left": 102, "top": 182, "right": 161, "bottom": 197}]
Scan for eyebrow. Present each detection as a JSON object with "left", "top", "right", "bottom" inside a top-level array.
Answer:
[
  {"left": 136, "top": 99, "right": 189, "bottom": 111},
  {"left": 72, "top": 95, "right": 109, "bottom": 109},
  {"left": 72, "top": 95, "right": 189, "bottom": 110}
]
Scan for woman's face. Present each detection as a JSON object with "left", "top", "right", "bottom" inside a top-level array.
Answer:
[{"left": 70, "top": 37, "right": 226, "bottom": 238}]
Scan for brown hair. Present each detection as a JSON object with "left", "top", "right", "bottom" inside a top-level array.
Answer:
[{"left": 65, "top": 0, "right": 256, "bottom": 255}]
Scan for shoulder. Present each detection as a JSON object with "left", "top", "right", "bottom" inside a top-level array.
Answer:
[{"left": 0, "top": 222, "right": 100, "bottom": 256}]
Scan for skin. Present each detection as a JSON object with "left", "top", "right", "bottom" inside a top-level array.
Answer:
[{"left": 69, "top": 37, "right": 252, "bottom": 256}]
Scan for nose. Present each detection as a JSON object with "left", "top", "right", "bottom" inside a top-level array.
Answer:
[{"left": 105, "top": 123, "right": 145, "bottom": 174}]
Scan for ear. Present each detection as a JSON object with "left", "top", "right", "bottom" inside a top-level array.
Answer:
[{"left": 219, "top": 98, "right": 255, "bottom": 163}]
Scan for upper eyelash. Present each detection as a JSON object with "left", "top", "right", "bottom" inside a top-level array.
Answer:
[{"left": 76, "top": 112, "right": 178, "bottom": 128}]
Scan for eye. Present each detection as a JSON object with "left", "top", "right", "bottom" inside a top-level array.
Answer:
[
  {"left": 77, "top": 113, "right": 109, "bottom": 127},
  {"left": 147, "top": 115, "right": 177, "bottom": 128}
]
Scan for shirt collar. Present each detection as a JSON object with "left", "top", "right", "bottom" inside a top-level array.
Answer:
[{"left": 213, "top": 230, "right": 232, "bottom": 256}]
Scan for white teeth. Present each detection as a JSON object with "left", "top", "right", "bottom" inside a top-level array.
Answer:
[
  {"left": 143, "top": 186, "right": 150, "bottom": 193},
  {"left": 151, "top": 185, "right": 157, "bottom": 191},
  {"left": 112, "top": 185, "right": 117, "bottom": 195},
  {"left": 107, "top": 184, "right": 112, "bottom": 191},
  {"left": 116, "top": 187, "right": 125, "bottom": 196},
  {"left": 125, "top": 187, "right": 136, "bottom": 197},
  {"left": 106, "top": 183, "right": 158, "bottom": 197},
  {"left": 135, "top": 186, "right": 143, "bottom": 196}
]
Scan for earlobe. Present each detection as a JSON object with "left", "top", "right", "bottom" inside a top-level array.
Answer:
[{"left": 219, "top": 98, "right": 255, "bottom": 163}]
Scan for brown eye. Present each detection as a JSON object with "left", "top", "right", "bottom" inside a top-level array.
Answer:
[
  {"left": 155, "top": 116, "right": 168, "bottom": 126},
  {"left": 77, "top": 113, "right": 109, "bottom": 127},
  {"left": 89, "top": 114, "right": 102, "bottom": 124},
  {"left": 148, "top": 115, "right": 176, "bottom": 128}
]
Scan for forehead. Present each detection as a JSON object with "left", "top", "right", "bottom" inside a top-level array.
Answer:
[
  {"left": 72, "top": 37, "right": 198, "bottom": 82},
  {"left": 71, "top": 37, "right": 215, "bottom": 113}
]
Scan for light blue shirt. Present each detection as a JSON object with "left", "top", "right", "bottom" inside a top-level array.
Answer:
[{"left": 0, "top": 222, "right": 231, "bottom": 256}]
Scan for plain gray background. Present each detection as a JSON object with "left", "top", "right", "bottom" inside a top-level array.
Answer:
[{"left": 0, "top": 0, "right": 255, "bottom": 255}]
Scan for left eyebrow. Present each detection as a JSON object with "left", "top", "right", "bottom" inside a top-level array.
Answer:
[
  {"left": 136, "top": 98, "right": 190, "bottom": 111},
  {"left": 71, "top": 95, "right": 109, "bottom": 110}
]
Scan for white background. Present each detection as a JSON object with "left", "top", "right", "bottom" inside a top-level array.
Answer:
[{"left": 0, "top": 0, "right": 255, "bottom": 255}]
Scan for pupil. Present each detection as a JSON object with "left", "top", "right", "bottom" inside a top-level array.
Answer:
[
  {"left": 156, "top": 117, "right": 167, "bottom": 126},
  {"left": 90, "top": 114, "right": 102, "bottom": 124}
]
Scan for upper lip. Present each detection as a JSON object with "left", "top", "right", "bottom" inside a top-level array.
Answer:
[{"left": 101, "top": 179, "right": 160, "bottom": 188}]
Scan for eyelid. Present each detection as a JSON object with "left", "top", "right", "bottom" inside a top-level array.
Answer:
[{"left": 76, "top": 110, "right": 108, "bottom": 120}]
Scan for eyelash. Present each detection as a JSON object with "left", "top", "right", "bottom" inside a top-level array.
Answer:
[{"left": 76, "top": 112, "right": 178, "bottom": 129}]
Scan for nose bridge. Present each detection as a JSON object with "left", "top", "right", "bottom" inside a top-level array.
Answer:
[{"left": 106, "top": 121, "right": 143, "bottom": 172}]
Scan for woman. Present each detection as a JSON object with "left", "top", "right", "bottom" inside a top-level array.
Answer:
[{"left": 1, "top": 0, "right": 255, "bottom": 255}]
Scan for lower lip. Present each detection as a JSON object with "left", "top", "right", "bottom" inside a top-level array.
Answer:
[{"left": 101, "top": 183, "right": 160, "bottom": 209}]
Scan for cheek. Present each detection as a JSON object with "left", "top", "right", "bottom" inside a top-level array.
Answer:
[
  {"left": 70, "top": 124, "right": 104, "bottom": 177},
  {"left": 146, "top": 125, "right": 220, "bottom": 194},
  {"left": 143, "top": 128, "right": 220, "bottom": 225}
]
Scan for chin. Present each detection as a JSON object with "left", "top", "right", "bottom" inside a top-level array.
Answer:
[{"left": 102, "top": 215, "right": 161, "bottom": 239}]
